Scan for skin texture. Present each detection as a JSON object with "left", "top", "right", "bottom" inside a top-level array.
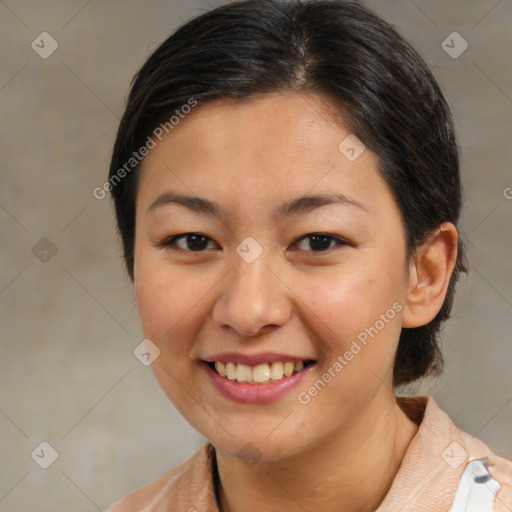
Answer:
[{"left": 133, "top": 92, "right": 458, "bottom": 512}]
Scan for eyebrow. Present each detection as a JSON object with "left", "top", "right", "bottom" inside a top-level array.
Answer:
[{"left": 147, "top": 191, "right": 367, "bottom": 220}]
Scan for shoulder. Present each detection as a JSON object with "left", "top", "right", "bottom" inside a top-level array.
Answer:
[
  {"left": 387, "top": 395, "right": 512, "bottom": 511},
  {"left": 423, "top": 397, "right": 512, "bottom": 481},
  {"left": 106, "top": 469, "right": 174, "bottom": 512},
  {"left": 106, "top": 443, "right": 216, "bottom": 512},
  {"left": 458, "top": 427, "right": 512, "bottom": 510}
]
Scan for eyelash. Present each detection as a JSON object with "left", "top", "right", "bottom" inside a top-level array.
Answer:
[{"left": 156, "top": 232, "right": 350, "bottom": 254}]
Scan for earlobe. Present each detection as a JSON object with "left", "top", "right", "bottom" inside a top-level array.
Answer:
[{"left": 402, "top": 222, "right": 459, "bottom": 328}]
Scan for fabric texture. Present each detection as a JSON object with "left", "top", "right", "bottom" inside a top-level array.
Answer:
[{"left": 107, "top": 396, "right": 512, "bottom": 511}]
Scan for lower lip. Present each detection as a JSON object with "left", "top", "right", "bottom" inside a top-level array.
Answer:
[{"left": 202, "top": 361, "right": 316, "bottom": 404}]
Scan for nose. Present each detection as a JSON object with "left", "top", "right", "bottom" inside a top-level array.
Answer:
[{"left": 212, "top": 250, "right": 292, "bottom": 337}]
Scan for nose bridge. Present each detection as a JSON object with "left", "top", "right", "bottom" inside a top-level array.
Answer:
[
  {"left": 231, "top": 246, "right": 272, "bottom": 297},
  {"left": 213, "top": 243, "right": 290, "bottom": 336}
]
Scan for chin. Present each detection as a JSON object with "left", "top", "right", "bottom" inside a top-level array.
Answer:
[{"left": 204, "top": 422, "right": 317, "bottom": 465}]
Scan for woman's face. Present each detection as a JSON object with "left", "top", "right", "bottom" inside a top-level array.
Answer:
[{"left": 133, "top": 92, "right": 411, "bottom": 460}]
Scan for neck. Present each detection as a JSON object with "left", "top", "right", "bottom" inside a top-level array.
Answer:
[{"left": 214, "top": 391, "right": 419, "bottom": 512}]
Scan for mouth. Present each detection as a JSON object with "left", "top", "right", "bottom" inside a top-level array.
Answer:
[
  {"left": 201, "top": 352, "right": 318, "bottom": 403},
  {"left": 204, "top": 359, "right": 316, "bottom": 385}
]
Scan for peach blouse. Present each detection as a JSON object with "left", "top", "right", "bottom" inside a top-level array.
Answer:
[{"left": 107, "top": 396, "right": 512, "bottom": 511}]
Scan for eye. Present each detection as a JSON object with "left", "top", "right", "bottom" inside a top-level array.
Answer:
[
  {"left": 157, "top": 232, "right": 350, "bottom": 254},
  {"left": 157, "top": 233, "right": 217, "bottom": 252},
  {"left": 292, "top": 233, "right": 349, "bottom": 253}
]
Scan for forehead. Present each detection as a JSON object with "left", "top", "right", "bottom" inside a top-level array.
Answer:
[
  {"left": 149, "top": 93, "right": 351, "bottom": 163},
  {"left": 136, "top": 92, "right": 394, "bottom": 220}
]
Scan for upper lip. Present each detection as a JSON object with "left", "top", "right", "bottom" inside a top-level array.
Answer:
[{"left": 202, "top": 352, "right": 315, "bottom": 366}]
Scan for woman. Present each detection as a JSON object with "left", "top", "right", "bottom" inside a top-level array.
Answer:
[{"left": 105, "top": 1, "right": 512, "bottom": 510}]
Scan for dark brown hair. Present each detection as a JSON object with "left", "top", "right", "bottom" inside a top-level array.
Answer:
[{"left": 108, "top": 0, "right": 467, "bottom": 386}]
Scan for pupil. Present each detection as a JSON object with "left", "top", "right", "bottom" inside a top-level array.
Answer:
[
  {"left": 310, "top": 235, "right": 330, "bottom": 251},
  {"left": 187, "top": 234, "right": 208, "bottom": 251}
]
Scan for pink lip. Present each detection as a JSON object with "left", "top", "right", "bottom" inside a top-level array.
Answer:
[
  {"left": 202, "top": 360, "right": 316, "bottom": 404},
  {"left": 203, "top": 351, "right": 314, "bottom": 366}
]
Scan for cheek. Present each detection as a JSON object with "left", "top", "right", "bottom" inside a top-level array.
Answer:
[
  {"left": 295, "top": 273, "right": 404, "bottom": 415},
  {"left": 297, "top": 263, "right": 404, "bottom": 380},
  {"left": 133, "top": 259, "right": 209, "bottom": 413},
  {"left": 134, "top": 256, "right": 201, "bottom": 351},
  {"left": 305, "top": 270, "right": 399, "bottom": 334}
]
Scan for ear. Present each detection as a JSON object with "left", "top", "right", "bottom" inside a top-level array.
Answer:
[{"left": 402, "top": 222, "right": 459, "bottom": 328}]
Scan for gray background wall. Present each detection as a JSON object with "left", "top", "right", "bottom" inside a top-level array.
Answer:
[{"left": 0, "top": 0, "right": 511, "bottom": 510}]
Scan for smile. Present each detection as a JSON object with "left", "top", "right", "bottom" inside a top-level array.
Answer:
[
  {"left": 208, "top": 360, "right": 315, "bottom": 384},
  {"left": 202, "top": 356, "right": 317, "bottom": 404}
]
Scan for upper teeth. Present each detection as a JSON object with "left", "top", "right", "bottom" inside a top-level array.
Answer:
[{"left": 214, "top": 361, "right": 305, "bottom": 383}]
